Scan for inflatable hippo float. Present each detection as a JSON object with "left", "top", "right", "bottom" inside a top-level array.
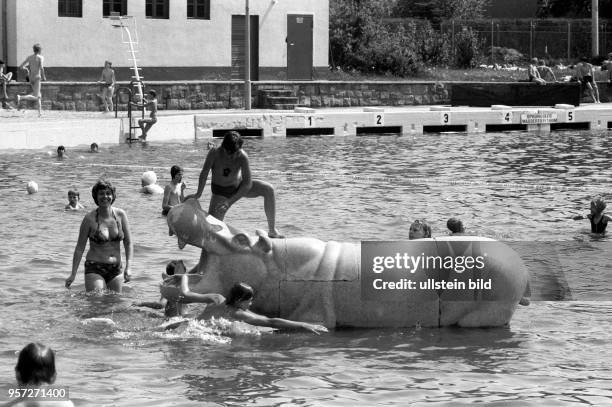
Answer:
[{"left": 163, "top": 199, "right": 530, "bottom": 328}]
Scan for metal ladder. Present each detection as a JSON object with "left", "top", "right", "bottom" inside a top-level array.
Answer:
[{"left": 110, "top": 13, "right": 145, "bottom": 142}]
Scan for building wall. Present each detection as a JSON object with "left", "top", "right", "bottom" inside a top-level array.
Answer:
[{"left": 5, "top": 0, "right": 328, "bottom": 80}]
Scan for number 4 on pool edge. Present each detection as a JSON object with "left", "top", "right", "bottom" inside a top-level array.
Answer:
[{"left": 503, "top": 111, "right": 513, "bottom": 123}]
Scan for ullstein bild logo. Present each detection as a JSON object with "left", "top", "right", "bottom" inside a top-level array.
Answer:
[{"left": 360, "top": 240, "right": 517, "bottom": 302}]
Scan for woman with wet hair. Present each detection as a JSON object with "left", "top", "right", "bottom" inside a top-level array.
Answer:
[
  {"left": 409, "top": 219, "right": 432, "bottom": 239},
  {"left": 65, "top": 180, "right": 133, "bottom": 292},
  {"left": 12, "top": 342, "right": 74, "bottom": 406}
]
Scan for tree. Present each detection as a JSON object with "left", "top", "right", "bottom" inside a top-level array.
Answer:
[
  {"left": 537, "top": 0, "right": 612, "bottom": 18},
  {"left": 393, "top": 0, "right": 490, "bottom": 23}
]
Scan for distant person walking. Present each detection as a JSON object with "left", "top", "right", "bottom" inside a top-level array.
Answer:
[
  {"left": 17, "top": 43, "right": 46, "bottom": 116},
  {"left": 98, "top": 61, "right": 116, "bottom": 112},
  {"left": 537, "top": 60, "right": 556, "bottom": 82},
  {"left": 527, "top": 58, "right": 546, "bottom": 85}
]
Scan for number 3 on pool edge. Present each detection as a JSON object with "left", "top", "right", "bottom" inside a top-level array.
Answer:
[{"left": 440, "top": 112, "right": 451, "bottom": 125}]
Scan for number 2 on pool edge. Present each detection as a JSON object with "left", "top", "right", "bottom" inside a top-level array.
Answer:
[{"left": 375, "top": 114, "right": 384, "bottom": 126}]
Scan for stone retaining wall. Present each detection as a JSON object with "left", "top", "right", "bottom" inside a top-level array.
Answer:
[
  {"left": 4, "top": 81, "right": 451, "bottom": 111},
  {"left": 4, "top": 80, "right": 606, "bottom": 111}
]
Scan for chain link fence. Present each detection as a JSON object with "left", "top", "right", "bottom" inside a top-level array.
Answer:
[{"left": 441, "top": 18, "right": 612, "bottom": 62}]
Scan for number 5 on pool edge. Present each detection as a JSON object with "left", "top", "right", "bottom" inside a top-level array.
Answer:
[
  {"left": 373, "top": 113, "right": 384, "bottom": 126},
  {"left": 566, "top": 110, "right": 575, "bottom": 122},
  {"left": 440, "top": 112, "right": 451, "bottom": 125}
]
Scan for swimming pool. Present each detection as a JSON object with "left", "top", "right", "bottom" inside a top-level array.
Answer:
[{"left": 0, "top": 131, "right": 611, "bottom": 406}]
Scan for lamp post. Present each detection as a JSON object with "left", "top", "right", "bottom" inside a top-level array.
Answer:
[
  {"left": 245, "top": 0, "right": 251, "bottom": 110},
  {"left": 593, "top": 0, "right": 599, "bottom": 57}
]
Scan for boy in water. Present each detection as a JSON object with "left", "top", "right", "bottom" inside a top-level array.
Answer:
[
  {"left": 447, "top": 218, "right": 465, "bottom": 235},
  {"left": 409, "top": 220, "right": 432, "bottom": 239},
  {"left": 65, "top": 189, "right": 85, "bottom": 210},
  {"left": 162, "top": 165, "right": 186, "bottom": 216},
  {"left": 136, "top": 90, "right": 158, "bottom": 141},
  {"left": 17, "top": 43, "right": 46, "bottom": 116}
]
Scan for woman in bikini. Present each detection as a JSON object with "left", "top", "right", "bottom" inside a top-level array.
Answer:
[
  {"left": 65, "top": 180, "right": 133, "bottom": 292},
  {"left": 573, "top": 196, "right": 612, "bottom": 234}
]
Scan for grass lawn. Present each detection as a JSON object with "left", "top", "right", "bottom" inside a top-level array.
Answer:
[{"left": 317, "top": 66, "right": 610, "bottom": 82}]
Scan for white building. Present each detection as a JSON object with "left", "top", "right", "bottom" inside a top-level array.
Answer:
[{"left": 0, "top": 0, "right": 329, "bottom": 81}]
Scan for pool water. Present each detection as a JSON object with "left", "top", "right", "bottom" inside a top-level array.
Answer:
[{"left": 1, "top": 131, "right": 612, "bottom": 406}]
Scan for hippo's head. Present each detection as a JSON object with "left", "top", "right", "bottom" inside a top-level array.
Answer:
[{"left": 167, "top": 198, "right": 273, "bottom": 256}]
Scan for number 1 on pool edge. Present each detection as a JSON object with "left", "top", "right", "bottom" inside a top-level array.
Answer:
[{"left": 305, "top": 116, "right": 314, "bottom": 127}]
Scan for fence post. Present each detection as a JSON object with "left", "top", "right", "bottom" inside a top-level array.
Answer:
[
  {"left": 452, "top": 19, "right": 455, "bottom": 61},
  {"left": 529, "top": 20, "right": 533, "bottom": 59},
  {"left": 491, "top": 19, "right": 494, "bottom": 63},
  {"left": 567, "top": 21, "right": 571, "bottom": 61}
]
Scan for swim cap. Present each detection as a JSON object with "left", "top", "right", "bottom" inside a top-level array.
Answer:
[{"left": 141, "top": 171, "right": 157, "bottom": 186}]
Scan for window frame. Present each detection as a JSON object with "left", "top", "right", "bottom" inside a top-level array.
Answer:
[
  {"left": 187, "top": 0, "right": 210, "bottom": 20},
  {"left": 103, "top": 0, "right": 128, "bottom": 17},
  {"left": 146, "top": 0, "right": 170, "bottom": 19},
  {"left": 58, "top": 0, "right": 83, "bottom": 18}
]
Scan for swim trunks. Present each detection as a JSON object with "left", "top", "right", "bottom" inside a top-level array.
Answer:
[
  {"left": 590, "top": 216, "right": 608, "bottom": 233},
  {"left": 84, "top": 260, "right": 122, "bottom": 285},
  {"left": 581, "top": 75, "right": 594, "bottom": 85},
  {"left": 211, "top": 183, "right": 240, "bottom": 198}
]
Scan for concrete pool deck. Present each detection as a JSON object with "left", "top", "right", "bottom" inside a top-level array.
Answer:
[{"left": 2, "top": 103, "right": 612, "bottom": 150}]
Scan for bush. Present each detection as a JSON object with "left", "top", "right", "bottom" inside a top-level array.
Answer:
[
  {"left": 454, "top": 28, "right": 484, "bottom": 68},
  {"left": 491, "top": 46, "right": 523, "bottom": 65}
]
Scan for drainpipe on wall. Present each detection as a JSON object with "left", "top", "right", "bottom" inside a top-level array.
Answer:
[{"left": 1, "top": 0, "right": 8, "bottom": 65}]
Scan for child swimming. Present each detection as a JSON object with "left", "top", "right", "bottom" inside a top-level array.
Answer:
[
  {"left": 65, "top": 189, "right": 84, "bottom": 210},
  {"left": 574, "top": 196, "right": 611, "bottom": 233}
]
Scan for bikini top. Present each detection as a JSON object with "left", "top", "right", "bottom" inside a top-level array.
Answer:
[
  {"left": 90, "top": 208, "right": 124, "bottom": 244},
  {"left": 590, "top": 215, "right": 608, "bottom": 233}
]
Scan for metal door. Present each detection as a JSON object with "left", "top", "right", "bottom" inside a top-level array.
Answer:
[
  {"left": 231, "top": 15, "right": 259, "bottom": 80},
  {"left": 287, "top": 14, "right": 313, "bottom": 80}
]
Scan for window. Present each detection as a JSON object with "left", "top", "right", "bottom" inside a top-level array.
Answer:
[
  {"left": 187, "top": 0, "right": 210, "bottom": 20},
  {"left": 58, "top": 0, "right": 82, "bottom": 17},
  {"left": 103, "top": 0, "right": 127, "bottom": 17},
  {"left": 146, "top": 0, "right": 169, "bottom": 19}
]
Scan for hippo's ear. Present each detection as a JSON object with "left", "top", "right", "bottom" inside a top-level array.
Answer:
[
  {"left": 255, "top": 229, "right": 272, "bottom": 253},
  {"left": 231, "top": 233, "right": 252, "bottom": 249}
]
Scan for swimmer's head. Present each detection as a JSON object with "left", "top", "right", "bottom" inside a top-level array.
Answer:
[
  {"left": 92, "top": 179, "right": 116, "bottom": 205},
  {"left": 90, "top": 142, "right": 99, "bottom": 153},
  {"left": 531, "top": 57, "right": 538, "bottom": 64},
  {"left": 170, "top": 165, "right": 183, "bottom": 180},
  {"left": 56, "top": 145, "right": 65, "bottom": 158},
  {"left": 221, "top": 131, "right": 244, "bottom": 155},
  {"left": 591, "top": 196, "right": 607, "bottom": 213},
  {"left": 33, "top": 44, "right": 41, "bottom": 54},
  {"left": 166, "top": 260, "right": 186, "bottom": 276},
  {"left": 68, "top": 189, "right": 80, "bottom": 202},
  {"left": 15, "top": 343, "right": 56, "bottom": 386},
  {"left": 226, "top": 282, "right": 254, "bottom": 308},
  {"left": 447, "top": 217, "right": 465, "bottom": 234},
  {"left": 104, "top": 61, "right": 112, "bottom": 68},
  {"left": 26, "top": 181, "right": 38, "bottom": 194},
  {"left": 148, "top": 90, "right": 156, "bottom": 99},
  {"left": 141, "top": 171, "right": 157, "bottom": 186},
  {"left": 409, "top": 220, "right": 431, "bottom": 240}
]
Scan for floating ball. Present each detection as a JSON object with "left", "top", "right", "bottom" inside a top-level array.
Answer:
[{"left": 26, "top": 181, "right": 38, "bottom": 194}]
